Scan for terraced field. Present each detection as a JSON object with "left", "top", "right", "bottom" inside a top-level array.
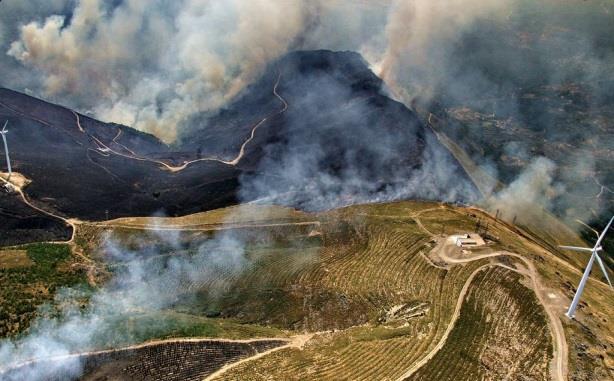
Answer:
[
  {"left": 406, "top": 266, "right": 552, "bottom": 381},
  {"left": 213, "top": 260, "right": 490, "bottom": 381},
  {"left": 4, "top": 339, "right": 288, "bottom": 381},
  {"left": 109, "top": 203, "right": 549, "bottom": 381},
  {"left": 5, "top": 201, "right": 613, "bottom": 380}
]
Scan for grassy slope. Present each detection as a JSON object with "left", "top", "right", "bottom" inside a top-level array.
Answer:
[
  {"left": 4, "top": 201, "right": 612, "bottom": 379},
  {"left": 0, "top": 244, "right": 88, "bottom": 338},
  {"left": 406, "top": 267, "right": 552, "bottom": 381}
]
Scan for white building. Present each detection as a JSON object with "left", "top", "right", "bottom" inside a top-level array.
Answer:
[{"left": 452, "top": 233, "right": 485, "bottom": 248}]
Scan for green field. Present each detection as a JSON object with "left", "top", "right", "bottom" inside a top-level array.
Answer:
[{"left": 0, "top": 244, "right": 89, "bottom": 337}]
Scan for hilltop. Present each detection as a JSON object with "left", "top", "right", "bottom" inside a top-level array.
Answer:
[{"left": 0, "top": 50, "right": 478, "bottom": 245}]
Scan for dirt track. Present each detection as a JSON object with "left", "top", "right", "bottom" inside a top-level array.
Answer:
[
  {"left": 397, "top": 214, "right": 569, "bottom": 381},
  {"left": 0, "top": 173, "right": 76, "bottom": 240},
  {"left": 74, "top": 72, "right": 288, "bottom": 172},
  {"left": 94, "top": 220, "right": 320, "bottom": 232},
  {"left": 394, "top": 263, "right": 501, "bottom": 380},
  {"left": 203, "top": 333, "right": 315, "bottom": 381}
]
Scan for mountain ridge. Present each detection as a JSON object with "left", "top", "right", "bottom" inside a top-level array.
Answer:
[{"left": 0, "top": 49, "right": 479, "bottom": 245}]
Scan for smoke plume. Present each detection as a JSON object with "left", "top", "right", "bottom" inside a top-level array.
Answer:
[
  {"left": 486, "top": 157, "right": 562, "bottom": 223},
  {"left": 0, "top": 209, "right": 258, "bottom": 380},
  {"left": 4, "top": 0, "right": 322, "bottom": 142},
  {"left": 376, "top": 0, "right": 512, "bottom": 102},
  {"left": 3, "top": 1, "right": 612, "bottom": 219},
  {"left": 0, "top": 1, "right": 613, "bottom": 377}
]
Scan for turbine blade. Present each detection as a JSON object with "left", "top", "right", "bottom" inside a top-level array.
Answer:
[
  {"left": 559, "top": 245, "right": 593, "bottom": 252},
  {"left": 594, "top": 252, "right": 613, "bottom": 289},
  {"left": 595, "top": 216, "right": 614, "bottom": 249},
  {"left": 1, "top": 120, "right": 6, "bottom": 132}
]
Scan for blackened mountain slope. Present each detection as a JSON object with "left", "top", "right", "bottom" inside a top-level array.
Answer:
[
  {"left": 0, "top": 90, "right": 240, "bottom": 244},
  {"left": 0, "top": 50, "right": 478, "bottom": 244},
  {"left": 177, "top": 50, "right": 387, "bottom": 161},
  {"left": 181, "top": 50, "right": 479, "bottom": 209}
]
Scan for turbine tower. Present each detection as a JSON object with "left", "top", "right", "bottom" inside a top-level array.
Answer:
[
  {"left": 0, "top": 120, "right": 12, "bottom": 184},
  {"left": 560, "top": 216, "right": 613, "bottom": 318}
]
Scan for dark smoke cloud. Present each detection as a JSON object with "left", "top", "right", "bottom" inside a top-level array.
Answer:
[{"left": 374, "top": 0, "right": 614, "bottom": 225}]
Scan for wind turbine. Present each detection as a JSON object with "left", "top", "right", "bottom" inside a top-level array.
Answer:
[
  {"left": 560, "top": 216, "right": 613, "bottom": 318},
  {"left": 0, "top": 121, "right": 13, "bottom": 191}
]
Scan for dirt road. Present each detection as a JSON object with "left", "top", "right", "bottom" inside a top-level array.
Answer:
[
  {"left": 203, "top": 334, "right": 314, "bottom": 381},
  {"left": 401, "top": 214, "right": 569, "bottom": 381},
  {"left": 75, "top": 72, "right": 288, "bottom": 172},
  {"left": 0, "top": 174, "right": 75, "bottom": 239},
  {"left": 439, "top": 246, "right": 568, "bottom": 381},
  {"left": 93, "top": 220, "right": 321, "bottom": 232}
]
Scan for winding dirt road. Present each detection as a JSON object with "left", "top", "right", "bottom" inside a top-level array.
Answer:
[
  {"left": 0, "top": 71, "right": 288, "bottom": 258},
  {"left": 94, "top": 220, "right": 320, "bottom": 232},
  {"left": 75, "top": 72, "right": 288, "bottom": 172},
  {"left": 396, "top": 213, "right": 569, "bottom": 381},
  {"left": 0, "top": 173, "right": 99, "bottom": 277},
  {"left": 395, "top": 263, "right": 500, "bottom": 380},
  {"left": 0, "top": 174, "right": 76, "bottom": 241},
  {"left": 441, "top": 248, "right": 567, "bottom": 381}
]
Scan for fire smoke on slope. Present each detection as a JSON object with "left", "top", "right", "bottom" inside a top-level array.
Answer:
[
  {"left": 375, "top": 0, "right": 614, "bottom": 226},
  {"left": 4, "top": 1, "right": 611, "bottom": 224},
  {"left": 3, "top": 0, "right": 379, "bottom": 143},
  {"left": 235, "top": 51, "right": 480, "bottom": 210},
  {"left": 4, "top": 0, "right": 320, "bottom": 142},
  {"left": 0, "top": 211, "right": 267, "bottom": 381}
]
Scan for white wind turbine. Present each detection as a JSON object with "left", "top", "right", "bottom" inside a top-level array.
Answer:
[
  {"left": 560, "top": 216, "right": 613, "bottom": 318},
  {"left": 0, "top": 120, "right": 13, "bottom": 191}
]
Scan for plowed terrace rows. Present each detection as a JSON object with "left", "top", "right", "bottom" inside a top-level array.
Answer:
[
  {"left": 2, "top": 339, "right": 287, "bottom": 381},
  {"left": 9, "top": 202, "right": 562, "bottom": 380},
  {"left": 100, "top": 203, "right": 551, "bottom": 381},
  {"left": 406, "top": 266, "right": 551, "bottom": 381}
]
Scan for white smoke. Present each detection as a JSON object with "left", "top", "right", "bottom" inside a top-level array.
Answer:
[
  {"left": 375, "top": 0, "right": 512, "bottom": 102},
  {"left": 486, "top": 156, "right": 563, "bottom": 223},
  {"left": 5, "top": 0, "right": 321, "bottom": 142},
  {"left": 0, "top": 211, "right": 256, "bottom": 380}
]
